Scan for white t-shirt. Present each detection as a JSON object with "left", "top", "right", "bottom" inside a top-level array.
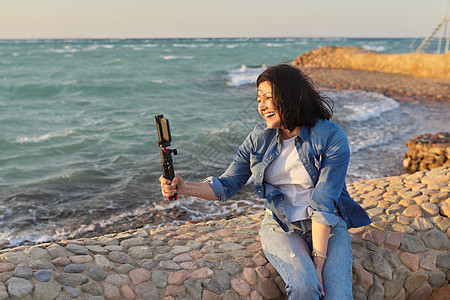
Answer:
[{"left": 264, "top": 136, "right": 314, "bottom": 222}]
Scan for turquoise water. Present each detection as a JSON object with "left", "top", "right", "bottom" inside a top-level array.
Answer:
[{"left": 0, "top": 38, "right": 448, "bottom": 247}]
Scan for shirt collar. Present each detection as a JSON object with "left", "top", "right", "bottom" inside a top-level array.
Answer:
[{"left": 276, "top": 126, "right": 309, "bottom": 142}]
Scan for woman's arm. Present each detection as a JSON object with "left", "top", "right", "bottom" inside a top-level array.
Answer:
[
  {"left": 160, "top": 174, "right": 218, "bottom": 201},
  {"left": 312, "top": 220, "right": 331, "bottom": 297}
]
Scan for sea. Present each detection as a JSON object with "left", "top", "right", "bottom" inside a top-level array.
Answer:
[{"left": 1, "top": 38, "right": 449, "bottom": 249}]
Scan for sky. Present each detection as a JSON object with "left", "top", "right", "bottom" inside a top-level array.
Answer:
[{"left": 0, "top": 0, "right": 448, "bottom": 39}]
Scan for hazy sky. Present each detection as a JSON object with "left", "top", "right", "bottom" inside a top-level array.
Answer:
[{"left": 0, "top": 0, "right": 447, "bottom": 39}]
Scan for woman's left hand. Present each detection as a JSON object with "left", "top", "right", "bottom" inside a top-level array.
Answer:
[{"left": 313, "top": 256, "right": 326, "bottom": 297}]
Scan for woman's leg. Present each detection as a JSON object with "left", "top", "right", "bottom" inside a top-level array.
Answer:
[
  {"left": 259, "top": 213, "right": 322, "bottom": 300},
  {"left": 322, "top": 216, "right": 353, "bottom": 300}
]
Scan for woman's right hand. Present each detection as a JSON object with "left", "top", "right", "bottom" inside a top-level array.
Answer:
[{"left": 159, "top": 174, "right": 184, "bottom": 198}]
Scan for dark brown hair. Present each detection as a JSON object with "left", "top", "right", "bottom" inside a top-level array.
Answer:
[{"left": 256, "top": 64, "right": 333, "bottom": 131}]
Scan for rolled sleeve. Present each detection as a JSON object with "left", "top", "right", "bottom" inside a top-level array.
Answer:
[
  {"left": 204, "top": 176, "right": 227, "bottom": 202},
  {"left": 307, "top": 206, "right": 340, "bottom": 227}
]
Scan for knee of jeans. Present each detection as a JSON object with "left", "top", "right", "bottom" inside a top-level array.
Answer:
[{"left": 285, "top": 273, "right": 321, "bottom": 298}]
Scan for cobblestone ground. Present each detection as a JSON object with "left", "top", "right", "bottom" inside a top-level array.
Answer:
[{"left": 0, "top": 166, "right": 449, "bottom": 300}]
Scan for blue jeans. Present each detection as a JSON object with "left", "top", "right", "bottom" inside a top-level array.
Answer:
[{"left": 259, "top": 210, "right": 353, "bottom": 300}]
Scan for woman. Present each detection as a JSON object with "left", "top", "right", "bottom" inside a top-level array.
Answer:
[{"left": 160, "top": 64, "right": 371, "bottom": 299}]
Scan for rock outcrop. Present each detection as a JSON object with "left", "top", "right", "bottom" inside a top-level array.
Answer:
[
  {"left": 0, "top": 166, "right": 449, "bottom": 299},
  {"left": 404, "top": 132, "right": 450, "bottom": 174},
  {"left": 293, "top": 46, "right": 450, "bottom": 79}
]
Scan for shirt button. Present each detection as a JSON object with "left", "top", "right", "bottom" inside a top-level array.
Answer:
[
  {"left": 282, "top": 215, "right": 286, "bottom": 219},
  {"left": 302, "top": 158, "right": 306, "bottom": 162},
  {"left": 259, "top": 173, "right": 262, "bottom": 177}
]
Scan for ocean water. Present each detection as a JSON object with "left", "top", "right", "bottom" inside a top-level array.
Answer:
[{"left": 0, "top": 38, "right": 449, "bottom": 248}]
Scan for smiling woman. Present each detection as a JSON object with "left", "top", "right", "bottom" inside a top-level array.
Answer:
[{"left": 160, "top": 64, "right": 371, "bottom": 299}]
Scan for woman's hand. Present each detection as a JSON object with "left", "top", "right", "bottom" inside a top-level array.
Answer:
[
  {"left": 313, "top": 256, "right": 326, "bottom": 297},
  {"left": 312, "top": 220, "right": 331, "bottom": 297},
  {"left": 159, "top": 174, "right": 184, "bottom": 198}
]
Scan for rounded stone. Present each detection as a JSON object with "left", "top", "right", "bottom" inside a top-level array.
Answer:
[
  {"left": 81, "top": 280, "right": 103, "bottom": 296},
  {"left": 135, "top": 281, "right": 159, "bottom": 299},
  {"left": 128, "top": 246, "right": 153, "bottom": 260},
  {"left": 422, "top": 202, "right": 440, "bottom": 215},
  {"left": 103, "top": 282, "right": 120, "bottom": 300},
  {"left": 109, "top": 251, "right": 134, "bottom": 265},
  {"left": 55, "top": 273, "right": 89, "bottom": 287},
  {"left": 129, "top": 268, "right": 151, "bottom": 286},
  {"left": 14, "top": 265, "right": 33, "bottom": 279},
  {"left": 256, "top": 278, "right": 282, "bottom": 299},
  {"left": 419, "top": 250, "right": 438, "bottom": 270},
  {"left": 88, "top": 266, "right": 107, "bottom": 281},
  {"left": 63, "top": 285, "right": 81, "bottom": 298},
  {"left": 151, "top": 269, "right": 168, "bottom": 288},
  {"left": 404, "top": 273, "right": 428, "bottom": 293},
  {"left": 120, "top": 237, "right": 147, "bottom": 248},
  {"left": 399, "top": 234, "right": 427, "bottom": 253},
  {"left": 202, "top": 278, "right": 224, "bottom": 295},
  {"left": 6, "top": 277, "right": 33, "bottom": 299},
  {"left": 94, "top": 254, "right": 115, "bottom": 270},
  {"left": 409, "top": 283, "right": 432, "bottom": 300},
  {"left": 403, "top": 205, "right": 423, "bottom": 217},
  {"left": 64, "top": 263, "right": 87, "bottom": 273},
  {"left": 120, "top": 285, "right": 135, "bottom": 300},
  {"left": 437, "top": 252, "right": 450, "bottom": 269},
  {"left": 34, "top": 269, "right": 52, "bottom": 282},
  {"left": 66, "top": 244, "right": 89, "bottom": 255},
  {"left": 85, "top": 245, "right": 108, "bottom": 255},
  {"left": 422, "top": 229, "right": 450, "bottom": 250},
  {"left": 105, "top": 274, "right": 130, "bottom": 287},
  {"left": 398, "top": 252, "right": 419, "bottom": 272},
  {"left": 231, "top": 278, "right": 251, "bottom": 297},
  {"left": 115, "top": 264, "right": 134, "bottom": 274},
  {"left": 0, "top": 251, "right": 26, "bottom": 264},
  {"left": 429, "top": 271, "right": 446, "bottom": 287}
]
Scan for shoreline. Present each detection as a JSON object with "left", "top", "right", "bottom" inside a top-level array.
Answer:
[
  {"left": 1, "top": 67, "right": 449, "bottom": 250},
  {"left": 303, "top": 67, "right": 450, "bottom": 103}
]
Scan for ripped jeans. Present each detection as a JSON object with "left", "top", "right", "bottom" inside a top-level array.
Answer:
[{"left": 259, "top": 210, "right": 353, "bottom": 300}]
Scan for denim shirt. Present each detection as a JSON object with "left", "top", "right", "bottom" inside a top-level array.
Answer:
[{"left": 205, "top": 119, "right": 372, "bottom": 233}]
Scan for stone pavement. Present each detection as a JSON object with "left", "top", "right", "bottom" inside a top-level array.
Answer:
[{"left": 0, "top": 166, "right": 449, "bottom": 300}]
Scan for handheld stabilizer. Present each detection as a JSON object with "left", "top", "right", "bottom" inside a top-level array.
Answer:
[{"left": 155, "top": 115, "right": 178, "bottom": 201}]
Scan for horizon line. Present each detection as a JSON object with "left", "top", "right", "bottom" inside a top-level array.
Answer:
[{"left": 0, "top": 36, "right": 423, "bottom": 42}]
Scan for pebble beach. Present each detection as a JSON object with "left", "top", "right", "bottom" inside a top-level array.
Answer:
[{"left": 0, "top": 165, "right": 449, "bottom": 300}]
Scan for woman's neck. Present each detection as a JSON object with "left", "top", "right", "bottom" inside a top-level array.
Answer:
[{"left": 279, "top": 126, "right": 300, "bottom": 140}]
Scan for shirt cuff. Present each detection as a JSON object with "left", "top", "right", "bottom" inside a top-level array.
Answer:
[
  {"left": 307, "top": 206, "right": 340, "bottom": 227},
  {"left": 204, "top": 176, "right": 226, "bottom": 202}
]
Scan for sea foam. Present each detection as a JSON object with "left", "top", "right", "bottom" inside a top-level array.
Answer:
[
  {"left": 226, "top": 65, "right": 267, "bottom": 87},
  {"left": 16, "top": 129, "right": 74, "bottom": 143}
]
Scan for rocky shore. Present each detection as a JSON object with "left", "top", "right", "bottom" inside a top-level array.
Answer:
[
  {"left": 292, "top": 46, "right": 450, "bottom": 103},
  {"left": 404, "top": 133, "right": 450, "bottom": 174},
  {"left": 0, "top": 166, "right": 449, "bottom": 300},
  {"left": 294, "top": 46, "right": 450, "bottom": 79},
  {"left": 303, "top": 67, "right": 450, "bottom": 103}
]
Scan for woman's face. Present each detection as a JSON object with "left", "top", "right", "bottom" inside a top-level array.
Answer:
[{"left": 257, "top": 81, "right": 281, "bottom": 129}]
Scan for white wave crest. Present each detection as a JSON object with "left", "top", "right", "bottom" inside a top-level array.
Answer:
[
  {"left": 362, "top": 44, "right": 386, "bottom": 52},
  {"left": 330, "top": 90, "right": 399, "bottom": 123},
  {"left": 227, "top": 65, "right": 267, "bottom": 87},
  {"left": 161, "top": 55, "right": 194, "bottom": 60},
  {"left": 17, "top": 130, "right": 74, "bottom": 143}
]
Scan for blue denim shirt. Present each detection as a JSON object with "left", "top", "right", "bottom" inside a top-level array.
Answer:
[{"left": 205, "top": 119, "right": 371, "bottom": 232}]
